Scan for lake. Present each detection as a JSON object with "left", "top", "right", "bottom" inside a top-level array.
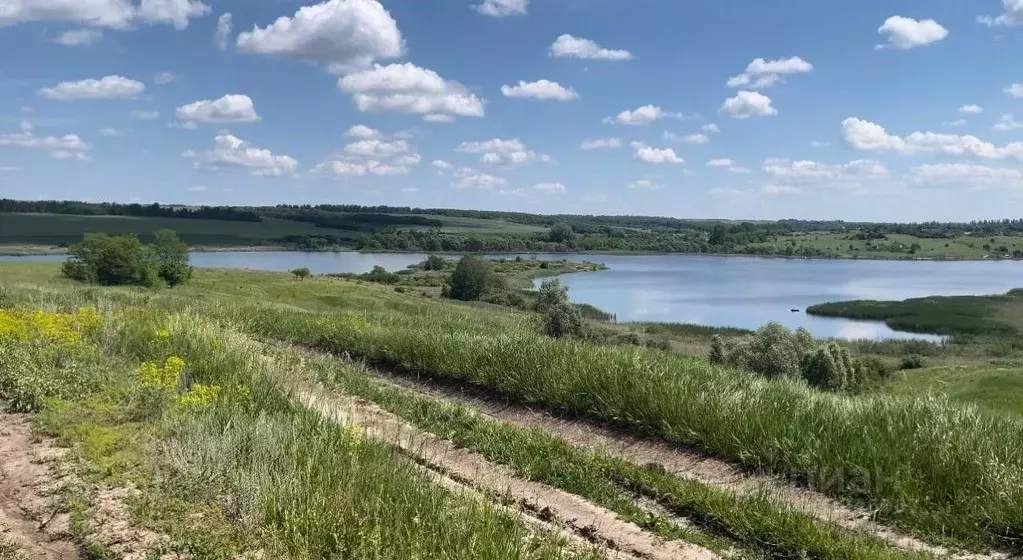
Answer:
[{"left": 7, "top": 251, "right": 1023, "bottom": 341}]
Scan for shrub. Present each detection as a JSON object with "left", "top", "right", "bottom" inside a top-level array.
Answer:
[
  {"left": 900, "top": 355, "right": 926, "bottom": 370},
  {"left": 365, "top": 266, "right": 400, "bottom": 284},
  {"left": 394, "top": 287, "right": 406, "bottom": 294},
  {"left": 535, "top": 279, "right": 582, "bottom": 338},
  {"left": 801, "top": 343, "right": 854, "bottom": 391},
  {"left": 536, "top": 279, "right": 569, "bottom": 313},
  {"left": 291, "top": 267, "right": 312, "bottom": 280},
  {"left": 855, "top": 355, "right": 894, "bottom": 382},
  {"left": 152, "top": 230, "right": 193, "bottom": 286},
  {"left": 422, "top": 255, "right": 447, "bottom": 271},
  {"left": 62, "top": 233, "right": 160, "bottom": 287},
  {"left": 545, "top": 303, "right": 583, "bottom": 339},
  {"left": 709, "top": 335, "right": 726, "bottom": 364},
  {"left": 726, "top": 322, "right": 804, "bottom": 379},
  {"left": 448, "top": 256, "right": 494, "bottom": 301}
]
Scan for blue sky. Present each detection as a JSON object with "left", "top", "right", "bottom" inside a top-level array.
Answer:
[{"left": 2, "top": 0, "right": 1023, "bottom": 221}]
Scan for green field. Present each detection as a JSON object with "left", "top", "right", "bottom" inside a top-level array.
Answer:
[
  {"left": 0, "top": 213, "right": 360, "bottom": 247},
  {"left": 412, "top": 214, "right": 549, "bottom": 235},
  {"left": 751, "top": 232, "right": 1023, "bottom": 260}
]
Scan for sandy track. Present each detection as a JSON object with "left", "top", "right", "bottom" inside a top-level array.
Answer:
[
  {"left": 298, "top": 383, "right": 721, "bottom": 560},
  {"left": 346, "top": 363, "right": 1005, "bottom": 560},
  {"left": 0, "top": 409, "right": 81, "bottom": 560}
]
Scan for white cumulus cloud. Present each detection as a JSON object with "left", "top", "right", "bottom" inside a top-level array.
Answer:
[
  {"left": 605, "top": 105, "right": 681, "bottom": 125},
  {"left": 877, "top": 16, "right": 948, "bottom": 49},
  {"left": 720, "top": 91, "right": 777, "bottom": 118},
  {"left": 39, "top": 75, "right": 145, "bottom": 101},
  {"left": 664, "top": 131, "right": 709, "bottom": 144},
  {"left": 346, "top": 125, "right": 380, "bottom": 139},
  {"left": 550, "top": 34, "right": 632, "bottom": 61},
  {"left": 994, "top": 114, "right": 1023, "bottom": 132},
  {"left": 215, "top": 12, "right": 232, "bottom": 50},
  {"left": 312, "top": 160, "right": 367, "bottom": 176},
  {"left": 534, "top": 182, "right": 566, "bottom": 194},
  {"left": 457, "top": 138, "right": 549, "bottom": 166},
  {"left": 0, "top": 0, "right": 209, "bottom": 29},
  {"left": 727, "top": 56, "right": 813, "bottom": 89},
  {"left": 343, "top": 139, "right": 410, "bottom": 156},
  {"left": 702, "top": 123, "right": 721, "bottom": 134},
  {"left": 580, "top": 137, "right": 622, "bottom": 150},
  {"left": 54, "top": 28, "right": 103, "bottom": 46},
  {"left": 236, "top": 0, "right": 404, "bottom": 72},
  {"left": 632, "top": 142, "right": 682, "bottom": 164},
  {"left": 960, "top": 104, "right": 983, "bottom": 114},
  {"left": 1006, "top": 83, "right": 1023, "bottom": 98},
  {"left": 338, "top": 63, "right": 485, "bottom": 120},
  {"left": 842, "top": 117, "right": 1023, "bottom": 160},
  {"left": 0, "top": 125, "right": 90, "bottom": 160},
  {"left": 187, "top": 133, "right": 297, "bottom": 176},
  {"left": 474, "top": 0, "right": 527, "bottom": 17},
  {"left": 978, "top": 0, "right": 1023, "bottom": 26},
  {"left": 501, "top": 80, "right": 578, "bottom": 101},
  {"left": 175, "top": 94, "right": 261, "bottom": 124}
]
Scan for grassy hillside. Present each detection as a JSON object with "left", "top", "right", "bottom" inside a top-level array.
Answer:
[{"left": 5, "top": 262, "right": 1023, "bottom": 554}]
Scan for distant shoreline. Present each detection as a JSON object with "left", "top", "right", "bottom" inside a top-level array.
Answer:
[{"left": 1, "top": 244, "right": 1020, "bottom": 263}]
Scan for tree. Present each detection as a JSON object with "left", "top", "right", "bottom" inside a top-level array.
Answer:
[
  {"left": 549, "top": 222, "right": 576, "bottom": 244},
  {"left": 423, "top": 254, "right": 447, "bottom": 271},
  {"left": 152, "top": 230, "right": 192, "bottom": 286},
  {"left": 536, "top": 279, "right": 569, "bottom": 313},
  {"left": 708, "top": 224, "right": 728, "bottom": 246},
  {"left": 61, "top": 233, "right": 159, "bottom": 287},
  {"left": 448, "top": 256, "right": 494, "bottom": 301},
  {"left": 536, "top": 279, "right": 582, "bottom": 338},
  {"left": 291, "top": 267, "right": 312, "bottom": 280}
]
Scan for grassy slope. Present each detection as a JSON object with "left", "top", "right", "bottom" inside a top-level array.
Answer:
[
  {"left": 0, "top": 264, "right": 948, "bottom": 559},
  {"left": 0, "top": 278, "right": 593, "bottom": 559},
  {"left": 751, "top": 232, "right": 1023, "bottom": 260},
  {"left": 6, "top": 264, "right": 1019, "bottom": 551}
]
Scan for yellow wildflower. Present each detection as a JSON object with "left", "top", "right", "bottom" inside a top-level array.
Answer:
[{"left": 177, "top": 384, "right": 222, "bottom": 407}]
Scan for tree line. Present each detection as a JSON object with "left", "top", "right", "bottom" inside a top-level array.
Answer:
[{"left": 0, "top": 199, "right": 261, "bottom": 222}]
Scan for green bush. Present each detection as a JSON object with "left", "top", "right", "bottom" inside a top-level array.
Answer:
[
  {"left": 60, "top": 231, "right": 192, "bottom": 288},
  {"left": 709, "top": 335, "right": 726, "bottom": 364},
  {"left": 291, "top": 267, "right": 312, "bottom": 280},
  {"left": 856, "top": 355, "right": 894, "bottom": 381},
  {"left": 422, "top": 254, "right": 447, "bottom": 271},
  {"left": 545, "top": 303, "right": 583, "bottom": 339},
  {"left": 152, "top": 230, "right": 193, "bottom": 286},
  {"left": 900, "top": 355, "right": 926, "bottom": 370},
  {"left": 802, "top": 343, "right": 855, "bottom": 391},
  {"left": 61, "top": 233, "right": 160, "bottom": 287},
  {"left": 536, "top": 279, "right": 582, "bottom": 338},
  {"left": 448, "top": 256, "right": 495, "bottom": 301},
  {"left": 726, "top": 322, "right": 804, "bottom": 379}
]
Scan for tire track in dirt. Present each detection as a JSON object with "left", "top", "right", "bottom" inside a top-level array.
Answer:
[
  {"left": 0, "top": 408, "right": 81, "bottom": 560},
  {"left": 297, "top": 383, "right": 721, "bottom": 560},
  {"left": 346, "top": 362, "right": 1006, "bottom": 560}
]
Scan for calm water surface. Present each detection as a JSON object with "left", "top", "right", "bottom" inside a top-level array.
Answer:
[{"left": 8, "top": 251, "right": 1023, "bottom": 341}]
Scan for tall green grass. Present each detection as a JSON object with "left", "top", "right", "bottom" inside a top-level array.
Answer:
[
  {"left": 0, "top": 290, "right": 593, "bottom": 559},
  {"left": 807, "top": 293, "right": 1020, "bottom": 336},
  {"left": 208, "top": 301, "right": 1023, "bottom": 552}
]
